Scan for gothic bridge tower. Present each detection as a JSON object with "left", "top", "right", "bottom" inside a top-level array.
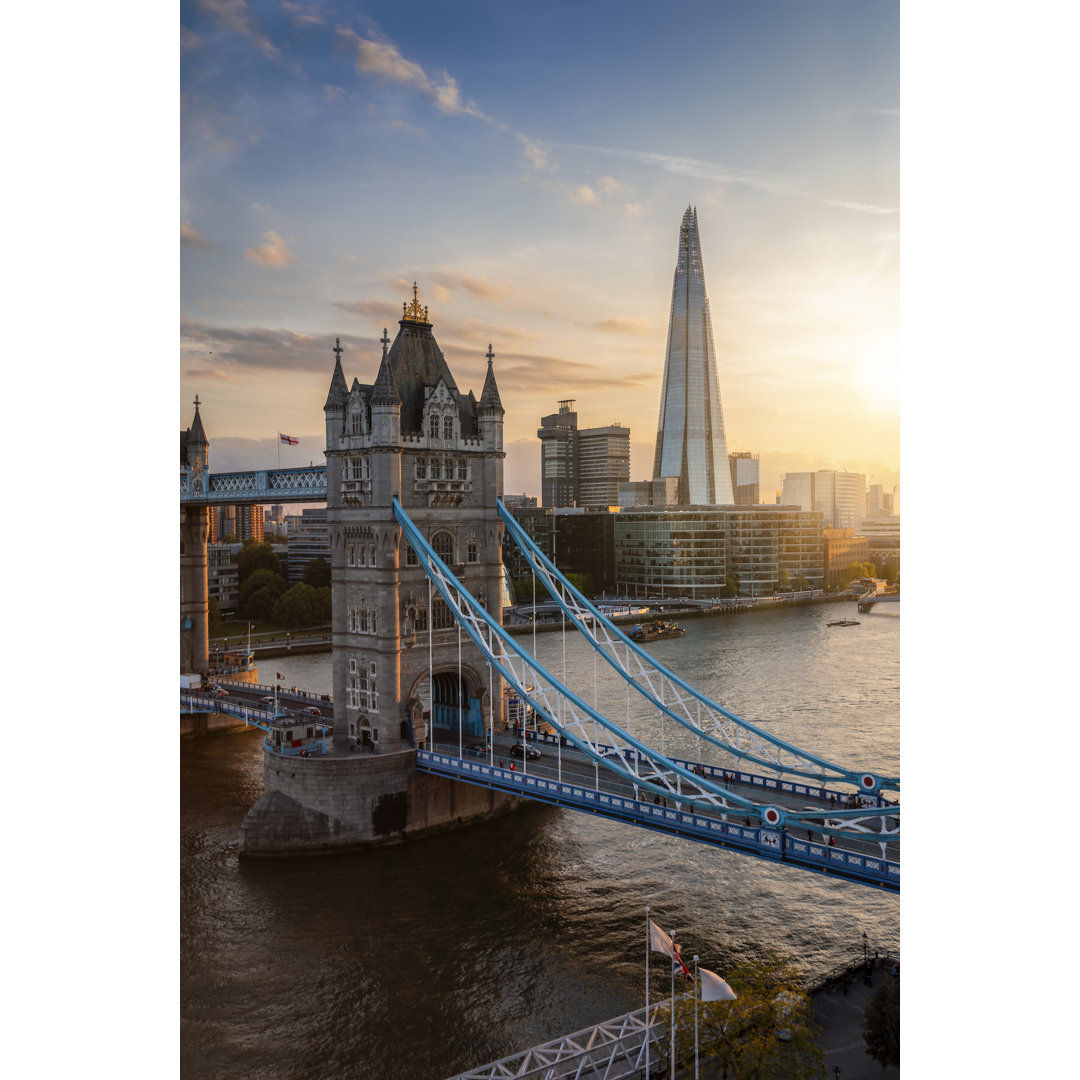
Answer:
[
  {"left": 180, "top": 397, "right": 210, "bottom": 673},
  {"left": 323, "top": 284, "right": 506, "bottom": 755}
]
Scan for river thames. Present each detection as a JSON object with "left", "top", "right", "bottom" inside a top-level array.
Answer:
[{"left": 181, "top": 602, "right": 899, "bottom": 1079}]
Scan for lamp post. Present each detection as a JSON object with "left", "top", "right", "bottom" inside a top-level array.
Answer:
[{"left": 862, "top": 932, "right": 868, "bottom": 966}]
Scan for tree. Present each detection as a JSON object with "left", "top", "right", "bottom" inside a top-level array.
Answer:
[
  {"left": 272, "top": 583, "right": 331, "bottom": 627},
  {"left": 793, "top": 575, "right": 811, "bottom": 591},
  {"left": 235, "top": 539, "right": 283, "bottom": 583},
  {"left": 244, "top": 585, "right": 280, "bottom": 621},
  {"left": 662, "top": 952, "right": 825, "bottom": 1080},
  {"left": 843, "top": 561, "right": 877, "bottom": 584},
  {"left": 207, "top": 596, "right": 223, "bottom": 633},
  {"left": 775, "top": 568, "right": 791, "bottom": 592},
  {"left": 863, "top": 981, "right": 900, "bottom": 1068},
  {"left": 720, "top": 574, "right": 739, "bottom": 598},
  {"left": 302, "top": 556, "right": 331, "bottom": 589},
  {"left": 240, "top": 569, "right": 288, "bottom": 612}
]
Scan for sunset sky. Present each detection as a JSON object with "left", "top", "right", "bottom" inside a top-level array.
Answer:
[{"left": 180, "top": 0, "right": 899, "bottom": 503}]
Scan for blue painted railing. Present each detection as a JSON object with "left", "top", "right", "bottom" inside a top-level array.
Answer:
[{"left": 416, "top": 748, "right": 899, "bottom": 892}]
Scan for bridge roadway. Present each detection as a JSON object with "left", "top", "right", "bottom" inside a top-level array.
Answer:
[{"left": 184, "top": 682, "right": 898, "bottom": 892}]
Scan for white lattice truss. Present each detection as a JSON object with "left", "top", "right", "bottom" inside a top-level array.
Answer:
[
  {"left": 394, "top": 499, "right": 898, "bottom": 847},
  {"left": 499, "top": 500, "right": 897, "bottom": 796},
  {"left": 444, "top": 1002, "right": 661, "bottom": 1080},
  {"left": 180, "top": 466, "right": 327, "bottom": 503}
]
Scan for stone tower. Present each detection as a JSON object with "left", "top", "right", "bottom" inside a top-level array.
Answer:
[
  {"left": 180, "top": 397, "right": 210, "bottom": 673},
  {"left": 323, "top": 285, "right": 506, "bottom": 754},
  {"left": 652, "top": 206, "right": 734, "bottom": 505}
]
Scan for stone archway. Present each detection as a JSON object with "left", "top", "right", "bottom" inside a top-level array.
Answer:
[{"left": 409, "top": 666, "right": 488, "bottom": 747}]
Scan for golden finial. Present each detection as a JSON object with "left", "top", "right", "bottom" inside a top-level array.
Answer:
[{"left": 402, "top": 281, "right": 429, "bottom": 323}]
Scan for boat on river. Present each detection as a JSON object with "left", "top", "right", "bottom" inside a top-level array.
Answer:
[
  {"left": 826, "top": 619, "right": 860, "bottom": 627},
  {"left": 629, "top": 620, "right": 686, "bottom": 643}
]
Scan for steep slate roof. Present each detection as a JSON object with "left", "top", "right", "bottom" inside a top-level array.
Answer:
[
  {"left": 387, "top": 318, "right": 477, "bottom": 435},
  {"left": 479, "top": 348, "right": 503, "bottom": 411}
]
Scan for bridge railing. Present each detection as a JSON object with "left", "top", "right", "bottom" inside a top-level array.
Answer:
[{"left": 418, "top": 749, "right": 899, "bottom": 891}]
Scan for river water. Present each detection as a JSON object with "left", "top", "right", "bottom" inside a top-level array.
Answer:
[{"left": 181, "top": 602, "right": 899, "bottom": 1079}]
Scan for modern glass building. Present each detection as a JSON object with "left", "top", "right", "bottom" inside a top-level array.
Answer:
[
  {"left": 728, "top": 451, "right": 761, "bottom": 506},
  {"left": 652, "top": 207, "right": 734, "bottom": 506}
]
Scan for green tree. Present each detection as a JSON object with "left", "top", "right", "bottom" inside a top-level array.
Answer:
[
  {"left": 235, "top": 539, "right": 283, "bottom": 583},
  {"left": 721, "top": 574, "right": 739, "bottom": 598},
  {"left": 793, "top": 575, "right": 811, "bottom": 591},
  {"left": 302, "top": 556, "right": 331, "bottom": 588},
  {"left": 240, "top": 569, "right": 288, "bottom": 612},
  {"left": 843, "top": 561, "right": 878, "bottom": 584},
  {"left": 863, "top": 981, "right": 900, "bottom": 1068},
  {"left": 272, "top": 583, "right": 331, "bottom": 628},
  {"left": 514, "top": 578, "right": 551, "bottom": 603},
  {"left": 776, "top": 568, "right": 791, "bottom": 592},
  {"left": 244, "top": 585, "right": 280, "bottom": 621},
  {"left": 207, "top": 596, "right": 223, "bottom": 633},
  {"left": 662, "top": 952, "right": 825, "bottom": 1080}
]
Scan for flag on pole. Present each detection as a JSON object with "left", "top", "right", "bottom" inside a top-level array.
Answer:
[
  {"left": 276, "top": 672, "right": 285, "bottom": 681},
  {"left": 649, "top": 920, "right": 675, "bottom": 958},
  {"left": 673, "top": 942, "right": 694, "bottom": 981},
  {"left": 699, "top": 967, "right": 736, "bottom": 1002},
  {"left": 279, "top": 433, "right": 299, "bottom": 445}
]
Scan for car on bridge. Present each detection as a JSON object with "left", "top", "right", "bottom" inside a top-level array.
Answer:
[
  {"left": 300, "top": 706, "right": 322, "bottom": 717},
  {"left": 511, "top": 743, "right": 541, "bottom": 760},
  {"left": 205, "top": 684, "right": 229, "bottom": 696}
]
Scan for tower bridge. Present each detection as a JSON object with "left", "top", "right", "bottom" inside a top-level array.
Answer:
[{"left": 180, "top": 284, "right": 899, "bottom": 887}]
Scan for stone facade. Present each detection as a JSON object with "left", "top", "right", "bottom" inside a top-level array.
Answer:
[{"left": 321, "top": 301, "right": 506, "bottom": 755}]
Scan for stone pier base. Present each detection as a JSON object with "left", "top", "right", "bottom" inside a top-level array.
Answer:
[{"left": 238, "top": 748, "right": 520, "bottom": 856}]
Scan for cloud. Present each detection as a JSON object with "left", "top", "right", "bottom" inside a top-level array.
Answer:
[
  {"left": 331, "top": 298, "right": 403, "bottom": 324},
  {"left": 182, "top": 319, "right": 364, "bottom": 373},
  {"left": 591, "top": 316, "right": 653, "bottom": 335},
  {"left": 624, "top": 203, "right": 642, "bottom": 218},
  {"left": 819, "top": 197, "right": 898, "bottom": 215},
  {"left": 598, "top": 176, "right": 620, "bottom": 193},
  {"left": 180, "top": 27, "right": 203, "bottom": 51},
  {"left": 243, "top": 230, "right": 293, "bottom": 267},
  {"left": 181, "top": 366, "right": 238, "bottom": 382},
  {"left": 487, "top": 352, "right": 655, "bottom": 394},
  {"left": 518, "top": 135, "right": 553, "bottom": 171},
  {"left": 181, "top": 221, "right": 211, "bottom": 249},
  {"left": 430, "top": 271, "right": 510, "bottom": 303},
  {"left": 574, "top": 184, "right": 598, "bottom": 205},
  {"left": 280, "top": 2, "right": 323, "bottom": 28},
  {"left": 322, "top": 84, "right": 347, "bottom": 102},
  {"left": 346, "top": 32, "right": 485, "bottom": 119},
  {"left": 197, "top": 0, "right": 287, "bottom": 66}
]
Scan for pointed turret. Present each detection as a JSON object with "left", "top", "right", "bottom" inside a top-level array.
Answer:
[
  {"left": 479, "top": 343, "right": 503, "bottom": 412},
  {"left": 371, "top": 328, "right": 401, "bottom": 405},
  {"left": 324, "top": 337, "right": 349, "bottom": 445},
  {"left": 182, "top": 394, "right": 209, "bottom": 473}
]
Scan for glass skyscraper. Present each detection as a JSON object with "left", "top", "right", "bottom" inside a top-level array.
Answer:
[{"left": 652, "top": 207, "right": 734, "bottom": 506}]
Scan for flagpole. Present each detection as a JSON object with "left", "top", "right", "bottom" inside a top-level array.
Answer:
[
  {"left": 670, "top": 943, "right": 676, "bottom": 1080},
  {"left": 277, "top": 433, "right": 280, "bottom": 469},
  {"left": 644, "top": 907, "right": 650, "bottom": 1080},
  {"left": 694, "top": 954, "right": 700, "bottom": 1080}
]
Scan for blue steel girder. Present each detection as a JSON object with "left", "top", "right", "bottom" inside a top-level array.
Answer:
[
  {"left": 497, "top": 499, "right": 899, "bottom": 796},
  {"left": 180, "top": 465, "right": 327, "bottom": 506},
  {"left": 394, "top": 499, "right": 897, "bottom": 843}
]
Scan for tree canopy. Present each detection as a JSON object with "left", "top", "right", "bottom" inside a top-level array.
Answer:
[
  {"left": 235, "top": 540, "right": 283, "bottom": 583},
  {"left": 662, "top": 952, "right": 824, "bottom": 1080},
  {"left": 301, "top": 556, "right": 331, "bottom": 589},
  {"left": 271, "top": 583, "right": 331, "bottom": 627},
  {"left": 240, "top": 569, "right": 288, "bottom": 613},
  {"left": 863, "top": 980, "right": 900, "bottom": 1068}
]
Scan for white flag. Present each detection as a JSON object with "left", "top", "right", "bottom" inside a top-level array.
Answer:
[
  {"left": 649, "top": 920, "right": 675, "bottom": 958},
  {"left": 699, "top": 967, "right": 736, "bottom": 1002}
]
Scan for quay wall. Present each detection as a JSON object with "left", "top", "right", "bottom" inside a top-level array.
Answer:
[
  {"left": 181, "top": 710, "right": 251, "bottom": 736},
  {"left": 238, "top": 749, "right": 520, "bottom": 856}
]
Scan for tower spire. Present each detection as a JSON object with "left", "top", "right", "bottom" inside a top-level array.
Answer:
[{"left": 479, "top": 343, "right": 502, "bottom": 411}]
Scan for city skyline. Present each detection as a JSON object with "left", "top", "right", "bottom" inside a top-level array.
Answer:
[{"left": 180, "top": 1, "right": 899, "bottom": 505}]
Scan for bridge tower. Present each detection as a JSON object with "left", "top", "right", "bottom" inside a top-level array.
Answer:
[
  {"left": 180, "top": 397, "right": 210, "bottom": 674},
  {"left": 324, "top": 285, "right": 506, "bottom": 754}
]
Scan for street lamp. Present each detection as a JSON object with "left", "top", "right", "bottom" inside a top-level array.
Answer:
[
  {"left": 862, "top": 932, "right": 868, "bottom": 966},
  {"left": 834, "top": 1068, "right": 841, "bottom": 1080}
]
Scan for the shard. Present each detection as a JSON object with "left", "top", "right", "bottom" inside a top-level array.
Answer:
[{"left": 652, "top": 206, "right": 734, "bottom": 505}]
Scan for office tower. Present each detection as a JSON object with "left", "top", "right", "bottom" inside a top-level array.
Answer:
[
  {"left": 538, "top": 400, "right": 577, "bottom": 507},
  {"left": 537, "top": 402, "right": 630, "bottom": 509},
  {"left": 652, "top": 206, "right": 734, "bottom": 505},
  {"left": 781, "top": 470, "right": 866, "bottom": 530},
  {"left": 728, "top": 452, "right": 760, "bottom": 505}
]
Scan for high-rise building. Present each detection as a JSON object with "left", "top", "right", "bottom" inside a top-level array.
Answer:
[
  {"left": 728, "top": 452, "right": 760, "bottom": 506},
  {"left": 652, "top": 207, "right": 734, "bottom": 505},
  {"left": 780, "top": 470, "right": 866, "bottom": 530},
  {"left": 286, "top": 507, "right": 330, "bottom": 583},
  {"left": 537, "top": 402, "right": 630, "bottom": 508},
  {"left": 537, "top": 400, "right": 577, "bottom": 507}
]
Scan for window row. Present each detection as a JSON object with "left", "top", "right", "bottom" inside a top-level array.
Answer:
[
  {"left": 428, "top": 414, "right": 457, "bottom": 441},
  {"left": 347, "top": 543, "right": 376, "bottom": 567},
  {"left": 416, "top": 457, "right": 469, "bottom": 481},
  {"left": 347, "top": 605, "right": 378, "bottom": 635}
]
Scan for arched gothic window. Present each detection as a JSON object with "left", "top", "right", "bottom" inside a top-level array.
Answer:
[
  {"left": 443, "top": 415, "right": 454, "bottom": 440},
  {"left": 429, "top": 415, "right": 440, "bottom": 440},
  {"left": 432, "top": 530, "right": 455, "bottom": 564},
  {"left": 416, "top": 456, "right": 426, "bottom": 479},
  {"left": 432, "top": 597, "right": 454, "bottom": 630}
]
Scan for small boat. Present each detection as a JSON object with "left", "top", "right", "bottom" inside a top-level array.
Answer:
[
  {"left": 827, "top": 619, "right": 860, "bottom": 627},
  {"left": 629, "top": 620, "right": 686, "bottom": 642}
]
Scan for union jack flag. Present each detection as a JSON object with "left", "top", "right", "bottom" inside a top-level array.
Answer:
[{"left": 279, "top": 433, "right": 299, "bottom": 446}]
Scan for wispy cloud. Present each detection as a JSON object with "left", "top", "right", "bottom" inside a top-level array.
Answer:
[
  {"left": 280, "top": 1, "right": 323, "bottom": 29},
  {"left": 197, "top": 0, "right": 301, "bottom": 74},
  {"left": 341, "top": 29, "right": 486, "bottom": 119},
  {"left": 560, "top": 142, "right": 898, "bottom": 214},
  {"left": 181, "top": 221, "right": 212, "bottom": 249},
  {"left": 244, "top": 230, "right": 294, "bottom": 267},
  {"left": 182, "top": 319, "right": 356, "bottom": 373},
  {"left": 591, "top": 316, "right": 653, "bottom": 335}
]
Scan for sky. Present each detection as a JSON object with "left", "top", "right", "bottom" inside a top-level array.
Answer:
[{"left": 180, "top": 0, "right": 899, "bottom": 504}]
